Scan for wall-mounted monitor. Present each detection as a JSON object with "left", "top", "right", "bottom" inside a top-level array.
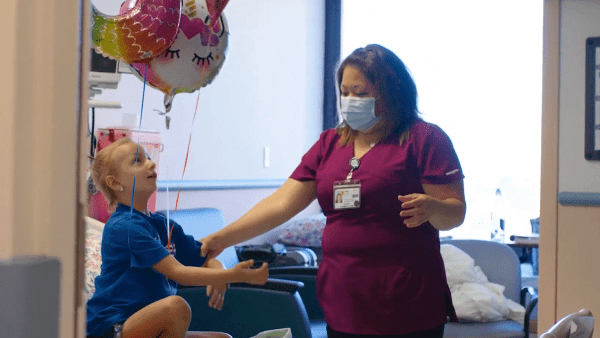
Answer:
[
  {"left": 585, "top": 37, "right": 600, "bottom": 160},
  {"left": 89, "top": 48, "right": 122, "bottom": 90}
]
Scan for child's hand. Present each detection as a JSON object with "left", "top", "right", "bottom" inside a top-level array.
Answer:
[
  {"left": 233, "top": 260, "right": 269, "bottom": 285},
  {"left": 206, "top": 283, "right": 227, "bottom": 310}
]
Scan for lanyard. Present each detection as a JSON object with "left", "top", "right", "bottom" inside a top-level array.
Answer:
[
  {"left": 334, "top": 157, "right": 362, "bottom": 210},
  {"left": 346, "top": 157, "right": 360, "bottom": 181}
]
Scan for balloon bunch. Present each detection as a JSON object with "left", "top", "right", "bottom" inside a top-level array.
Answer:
[{"left": 92, "top": 0, "right": 230, "bottom": 115}]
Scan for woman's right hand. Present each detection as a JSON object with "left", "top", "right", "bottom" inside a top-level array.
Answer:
[
  {"left": 232, "top": 260, "right": 269, "bottom": 285},
  {"left": 200, "top": 234, "right": 225, "bottom": 259}
]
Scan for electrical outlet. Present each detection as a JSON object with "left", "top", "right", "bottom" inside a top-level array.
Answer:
[{"left": 264, "top": 146, "right": 270, "bottom": 167}]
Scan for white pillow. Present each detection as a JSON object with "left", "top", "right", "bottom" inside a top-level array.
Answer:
[
  {"left": 85, "top": 217, "right": 104, "bottom": 300},
  {"left": 440, "top": 244, "right": 488, "bottom": 286},
  {"left": 441, "top": 243, "right": 525, "bottom": 324},
  {"left": 277, "top": 213, "right": 326, "bottom": 247},
  {"left": 239, "top": 213, "right": 326, "bottom": 246},
  {"left": 86, "top": 216, "right": 105, "bottom": 237},
  {"left": 450, "top": 282, "right": 506, "bottom": 322}
]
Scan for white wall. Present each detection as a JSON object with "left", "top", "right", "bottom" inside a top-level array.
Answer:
[{"left": 91, "top": 0, "right": 325, "bottom": 182}]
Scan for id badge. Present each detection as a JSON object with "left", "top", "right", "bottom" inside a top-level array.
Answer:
[{"left": 333, "top": 180, "right": 361, "bottom": 210}]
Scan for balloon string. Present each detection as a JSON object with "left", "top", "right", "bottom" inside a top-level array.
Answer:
[
  {"left": 130, "top": 64, "right": 148, "bottom": 215},
  {"left": 130, "top": 148, "right": 138, "bottom": 214},
  {"left": 164, "top": 182, "right": 174, "bottom": 295},
  {"left": 166, "top": 184, "right": 170, "bottom": 244},
  {"left": 138, "top": 64, "right": 148, "bottom": 130},
  {"left": 191, "top": 86, "right": 202, "bottom": 124},
  {"left": 173, "top": 91, "right": 202, "bottom": 216}
]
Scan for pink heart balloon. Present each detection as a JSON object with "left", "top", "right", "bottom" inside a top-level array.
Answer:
[{"left": 128, "top": 0, "right": 229, "bottom": 112}]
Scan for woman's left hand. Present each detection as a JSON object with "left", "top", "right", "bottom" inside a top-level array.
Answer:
[
  {"left": 398, "top": 193, "right": 438, "bottom": 228},
  {"left": 206, "top": 283, "right": 228, "bottom": 310}
]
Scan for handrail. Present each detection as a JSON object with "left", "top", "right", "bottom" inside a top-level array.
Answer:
[
  {"left": 157, "top": 179, "right": 286, "bottom": 191},
  {"left": 557, "top": 192, "right": 600, "bottom": 206}
]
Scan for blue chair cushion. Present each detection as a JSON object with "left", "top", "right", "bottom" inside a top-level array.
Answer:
[
  {"left": 157, "top": 208, "right": 239, "bottom": 268},
  {"left": 310, "top": 319, "right": 327, "bottom": 338},
  {"left": 444, "top": 320, "right": 526, "bottom": 338}
]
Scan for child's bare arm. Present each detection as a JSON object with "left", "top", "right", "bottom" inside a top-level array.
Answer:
[
  {"left": 153, "top": 255, "right": 268, "bottom": 286},
  {"left": 202, "top": 257, "right": 225, "bottom": 269},
  {"left": 201, "top": 257, "right": 227, "bottom": 310}
]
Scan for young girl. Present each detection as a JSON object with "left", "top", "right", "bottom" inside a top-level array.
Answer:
[{"left": 87, "top": 138, "right": 269, "bottom": 338}]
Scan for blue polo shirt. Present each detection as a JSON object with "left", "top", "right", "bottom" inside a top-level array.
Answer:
[{"left": 86, "top": 204, "right": 207, "bottom": 336}]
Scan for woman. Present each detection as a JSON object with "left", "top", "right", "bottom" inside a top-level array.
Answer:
[{"left": 201, "top": 44, "right": 465, "bottom": 337}]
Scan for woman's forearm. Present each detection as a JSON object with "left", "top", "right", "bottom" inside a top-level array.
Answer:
[
  {"left": 218, "top": 195, "right": 300, "bottom": 247},
  {"left": 215, "top": 179, "right": 316, "bottom": 248},
  {"left": 429, "top": 198, "right": 466, "bottom": 231}
]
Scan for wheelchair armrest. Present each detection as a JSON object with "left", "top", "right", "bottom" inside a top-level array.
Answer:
[
  {"left": 267, "top": 266, "right": 323, "bottom": 321},
  {"left": 229, "top": 278, "right": 304, "bottom": 293},
  {"left": 521, "top": 286, "right": 537, "bottom": 305},
  {"left": 269, "top": 266, "right": 318, "bottom": 275},
  {"left": 521, "top": 286, "right": 539, "bottom": 337},
  {"left": 179, "top": 278, "right": 304, "bottom": 293}
]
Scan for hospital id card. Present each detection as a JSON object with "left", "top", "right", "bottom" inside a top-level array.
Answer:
[{"left": 333, "top": 180, "right": 361, "bottom": 210}]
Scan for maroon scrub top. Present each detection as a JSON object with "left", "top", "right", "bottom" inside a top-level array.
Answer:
[{"left": 290, "top": 120, "right": 462, "bottom": 335}]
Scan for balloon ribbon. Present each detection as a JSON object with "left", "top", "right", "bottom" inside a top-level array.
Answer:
[
  {"left": 167, "top": 90, "right": 202, "bottom": 247},
  {"left": 130, "top": 64, "right": 148, "bottom": 215}
]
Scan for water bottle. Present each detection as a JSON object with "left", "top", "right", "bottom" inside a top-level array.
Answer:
[{"left": 491, "top": 188, "right": 505, "bottom": 242}]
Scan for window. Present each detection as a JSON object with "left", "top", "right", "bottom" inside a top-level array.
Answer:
[{"left": 340, "top": 0, "right": 543, "bottom": 239}]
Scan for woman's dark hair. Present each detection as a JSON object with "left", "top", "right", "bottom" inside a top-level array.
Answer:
[{"left": 335, "top": 44, "right": 420, "bottom": 145}]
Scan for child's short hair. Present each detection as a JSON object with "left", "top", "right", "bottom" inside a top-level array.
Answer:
[{"left": 91, "top": 138, "right": 134, "bottom": 208}]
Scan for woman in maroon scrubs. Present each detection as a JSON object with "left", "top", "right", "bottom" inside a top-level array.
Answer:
[{"left": 201, "top": 44, "right": 466, "bottom": 338}]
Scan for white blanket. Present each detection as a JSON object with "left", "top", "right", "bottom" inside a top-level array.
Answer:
[{"left": 441, "top": 244, "right": 525, "bottom": 324}]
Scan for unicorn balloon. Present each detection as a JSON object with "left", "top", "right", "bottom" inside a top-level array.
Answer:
[
  {"left": 128, "top": 0, "right": 230, "bottom": 113},
  {"left": 91, "top": 0, "right": 182, "bottom": 63}
]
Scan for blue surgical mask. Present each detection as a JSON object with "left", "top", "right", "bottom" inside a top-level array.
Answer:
[{"left": 340, "top": 97, "right": 381, "bottom": 132}]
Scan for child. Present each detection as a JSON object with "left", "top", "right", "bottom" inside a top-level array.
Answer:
[{"left": 87, "top": 138, "right": 269, "bottom": 338}]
